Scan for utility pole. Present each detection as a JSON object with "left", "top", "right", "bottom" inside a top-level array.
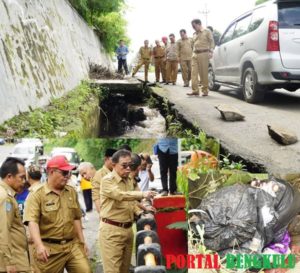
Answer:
[{"left": 198, "top": 3, "right": 210, "bottom": 27}]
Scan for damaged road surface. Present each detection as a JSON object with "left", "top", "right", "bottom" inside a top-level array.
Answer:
[{"left": 146, "top": 74, "right": 300, "bottom": 175}]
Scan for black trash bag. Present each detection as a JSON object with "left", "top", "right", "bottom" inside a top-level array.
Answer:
[
  {"left": 243, "top": 178, "right": 300, "bottom": 250},
  {"left": 191, "top": 184, "right": 257, "bottom": 251},
  {"left": 272, "top": 178, "right": 300, "bottom": 237}
]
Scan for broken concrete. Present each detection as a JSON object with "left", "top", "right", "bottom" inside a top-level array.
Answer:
[
  {"left": 91, "top": 79, "right": 143, "bottom": 94},
  {"left": 267, "top": 125, "right": 298, "bottom": 145},
  {"left": 215, "top": 104, "right": 245, "bottom": 121}
]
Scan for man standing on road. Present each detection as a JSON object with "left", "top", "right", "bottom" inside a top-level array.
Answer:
[
  {"left": 92, "top": 148, "right": 116, "bottom": 214},
  {"left": 177, "top": 29, "right": 193, "bottom": 87},
  {"left": 152, "top": 40, "right": 166, "bottom": 83},
  {"left": 99, "top": 149, "right": 156, "bottom": 273},
  {"left": 188, "top": 19, "right": 214, "bottom": 96},
  {"left": 0, "top": 157, "right": 31, "bottom": 273},
  {"left": 161, "top": 36, "right": 168, "bottom": 83},
  {"left": 132, "top": 40, "right": 152, "bottom": 82},
  {"left": 23, "top": 155, "right": 91, "bottom": 273},
  {"left": 116, "top": 40, "right": 129, "bottom": 75},
  {"left": 165, "top": 34, "right": 179, "bottom": 85}
]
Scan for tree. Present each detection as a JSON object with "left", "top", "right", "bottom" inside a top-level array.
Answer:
[
  {"left": 255, "top": 0, "right": 269, "bottom": 5},
  {"left": 68, "top": 0, "right": 128, "bottom": 53}
]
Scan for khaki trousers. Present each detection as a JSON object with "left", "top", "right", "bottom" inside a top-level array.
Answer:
[
  {"left": 180, "top": 60, "right": 191, "bottom": 85},
  {"left": 132, "top": 59, "right": 150, "bottom": 81},
  {"left": 162, "top": 59, "right": 167, "bottom": 82},
  {"left": 166, "top": 60, "right": 178, "bottom": 83},
  {"left": 99, "top": 222, "right": 133, "bottom": 273},
  {"left": 191, "top": 52, "right": 209, "bottom": 94},
  {"left": 34, "top": 241, "right": 91, "bottom": 273},
  {"left": 154, "top": 58, "right": 164, "bottom": 81}
]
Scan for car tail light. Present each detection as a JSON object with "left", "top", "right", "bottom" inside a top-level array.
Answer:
[{"left": 267, "top": 21, "right": 279, "bottom": 51}]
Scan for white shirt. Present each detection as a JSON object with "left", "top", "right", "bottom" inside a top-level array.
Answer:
[{"left": 138, "top": 170, "right": 150, "bottom": 192}]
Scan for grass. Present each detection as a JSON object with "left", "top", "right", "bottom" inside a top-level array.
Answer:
[{"left": 0, "top": 81, "right": 102, "bottom": 138}]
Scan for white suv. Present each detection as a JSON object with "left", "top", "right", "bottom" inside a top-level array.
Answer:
[{"left": 209, "top": 0, "right": 300, "bottom": 103}]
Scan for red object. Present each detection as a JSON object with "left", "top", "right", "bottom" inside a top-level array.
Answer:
[
  {"left": 46, "top": 155, "right": 75, "bottom": 170},
  {"left": 267, "top": 21, "right": 280, "bottom": 51},
  {"left": 153, "top": 196, "right": 187, "bottom": 257}
]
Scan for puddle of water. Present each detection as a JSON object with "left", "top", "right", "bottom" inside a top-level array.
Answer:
[{"left": 123, "top": 106, "right": 167, "bottom": 138}]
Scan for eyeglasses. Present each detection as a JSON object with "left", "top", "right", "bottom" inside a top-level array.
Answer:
[
  {"left": 120, "top": 163, "right": 132, "bottom": 169},
  {"left": 54, "top": 169, "right": 71, "bottom": 177}
]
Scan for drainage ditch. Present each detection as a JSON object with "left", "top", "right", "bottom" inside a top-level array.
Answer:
[{"left": 96, "top": 83, "right": 267, "bottom": 173}]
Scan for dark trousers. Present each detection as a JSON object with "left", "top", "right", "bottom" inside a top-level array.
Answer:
[
  {"left": 118, "top": 58, "right": 129, "bottom": 74},
  {"left": 158, "top": 148, "right": 178, "bottom": 193},
  {"left": 83, "top": 189, "right": 93, "bottom": 212}
]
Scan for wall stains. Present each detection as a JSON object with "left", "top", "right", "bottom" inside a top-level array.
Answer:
[{"left": 0, "top": 0, "right": 111, "bottom": 124}]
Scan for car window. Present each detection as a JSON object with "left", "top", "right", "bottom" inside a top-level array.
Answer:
[
  {"left": 249, "top": 7, "right": 265, "bottom": 32},
  {"left": 278, "top": 2, "right": 300, "bottom": 29},
  {"left": 220, "top": 23, "right": 236, "bottom": 44},
  {"left": 233, "top": 14, "right": 252, "bottom": 39}
]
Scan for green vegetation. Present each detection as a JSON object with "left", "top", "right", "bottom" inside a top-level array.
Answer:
[
  {"left": 255, "top": 0, "right": 269, "bottom": 5},
  {"left": 44, "top": 138, "right": 156, "bottom": 169},
  {"left": 0, "top": 81, "right": 103, "bottom": 138},
  {"left": 68, "top": 0, "right": 128, "bottom": 53}
]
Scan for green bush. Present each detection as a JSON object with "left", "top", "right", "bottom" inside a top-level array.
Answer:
[{"left": 68, "top": 0, "right": 128, "bottom": 54}]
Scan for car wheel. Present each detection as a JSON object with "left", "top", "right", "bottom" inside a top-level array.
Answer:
[
  {"left": 208, "top": 67, "right": 221, "bottom": 91},
  {"left": 242, "top": 67, "right": 265, "bottom": 103}
]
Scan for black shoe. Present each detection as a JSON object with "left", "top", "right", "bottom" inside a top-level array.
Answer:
[
  {"left": 164, "top": 82, "right": 169, "bottom": 85},
  {"left": 172, "top": 82, "right": 176, "bottom": 85},
  {"left": 169, "top": 191, "right": 182, "bottom": 196}
]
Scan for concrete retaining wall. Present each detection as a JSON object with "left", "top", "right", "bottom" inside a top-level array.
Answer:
[{"left": 0, "top": 0, "right": 111, "bottom": 123}]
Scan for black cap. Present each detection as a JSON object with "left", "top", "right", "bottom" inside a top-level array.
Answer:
[{"left": 105, "top": 148, "right": 117, "bottom": 158}]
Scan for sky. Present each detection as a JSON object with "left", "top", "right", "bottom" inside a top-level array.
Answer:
[{"left": 125, "top": 0, "right": 257, "bottom": 60}]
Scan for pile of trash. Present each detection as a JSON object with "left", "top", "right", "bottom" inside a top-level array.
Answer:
[
  {"left": 89, "top": 63, "right": 124, "bottom": 80},
  {"left": 190, "top": 178, "right": 300, "bottom": 256}
]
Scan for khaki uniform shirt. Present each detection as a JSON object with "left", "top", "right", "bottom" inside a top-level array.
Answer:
[
  {"left": 100, "top": 170, "right": 143, "bottom": 222},
  {"left": 139, "top": 47, "right": 152, "bottom": 60},
  {"left": 0, "top": 181, "right": 30, "bottom": 271},
  {"left": 152, "top": 45, "right": 165, "bottom": 58},
  {"left": 28, "top": 182, "right": 42, "bottom": 193},
  {"left": 23, "top": 183, "right": 82, "bottom": 240},
  {"left": 92, "top": 165, "right": 111, "bottom": 202},
  {"left": 166, "top": 43, "right": 178, "bottom": 61},
  {"left": 177, "top": 38, "right": 193, "bottom": 61},
  {"left": 192, "top": 29, "right": 215, "bottom": 53}
]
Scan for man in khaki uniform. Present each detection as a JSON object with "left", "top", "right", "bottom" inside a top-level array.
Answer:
[
  {"left": 91, "top": 148, "right": 116, "bottom": 214},
  {"left": 23, "top": 156, "right": 91, "bottom": 273},
  {"left": 99, "top": 150, "right": 156, "bottom": 273},
  {"left": 177, "top": 29, "right": 193, "bottom": 87},
  {"left": 0, "top": 157, "right": 31, "bottom": 273},
  {"left": 161, "top": 36, "right": 168, "bottom": 83},
  {"left": 165, "top": 34, "right": 179, "bottom": 85},
  {"left": 152, "top": 40, "right": 166, "bottom": 83},
  {"left": 132, "top": 40, "right": 152, "bottom": 82},
  {"left": 188, "top": 19, "right": 214, "bottom": 96},
  {"left": 26, "top": 164, "right": 43, "bottom": 273}
]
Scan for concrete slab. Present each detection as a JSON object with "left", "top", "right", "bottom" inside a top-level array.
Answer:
[{"left": 141, "top": 73, "right": 300, "bottom": 175}]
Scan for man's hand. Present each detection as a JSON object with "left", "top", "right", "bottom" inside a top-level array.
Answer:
[
  {"left": 6, "top": 265, "right": 17, "bottom": 273},
  {"left": 208, "top": 52, "right": 213, "bottom": 59},
  {"left": 146, "top": 164, "right": 153, "bottom": 171},
  {"left": 143, "top": 191, "right": 157, "bottom": 199},
  {"left": 36, "top": 244, "right": 49, "bottom": 262},
  {"left": 145, "top": 205, "right": 157, "bottom": 213}
]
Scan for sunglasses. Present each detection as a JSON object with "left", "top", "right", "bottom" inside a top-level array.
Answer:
[
  {"left": 120, "top": 163, "right": 132, "bottom": 169},
  {"left": 54, "top": 169, "right": 72, "bottom": 177}
]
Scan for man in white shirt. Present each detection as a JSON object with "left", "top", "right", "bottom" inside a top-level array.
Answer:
[{"left": 138, "top": 153, "right": 154, "bottom": 192}]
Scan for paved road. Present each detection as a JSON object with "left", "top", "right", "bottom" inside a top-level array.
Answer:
[{"left": 144, "top": 73, "right": 300, "bottom": 175}]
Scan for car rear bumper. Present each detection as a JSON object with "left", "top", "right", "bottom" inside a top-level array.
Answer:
[{"left": 254, "top": 53, "right": 300, "bottom": 85}]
